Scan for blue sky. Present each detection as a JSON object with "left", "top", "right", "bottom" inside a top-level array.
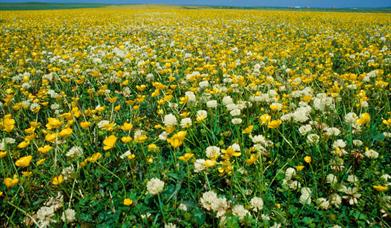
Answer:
[{"left": 1, "top": 0, "right": 390, "bottom": 8}]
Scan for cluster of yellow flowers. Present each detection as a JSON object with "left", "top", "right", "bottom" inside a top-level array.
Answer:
[{"left": 0, "top": 6, "right": 390, "bottom": 226}]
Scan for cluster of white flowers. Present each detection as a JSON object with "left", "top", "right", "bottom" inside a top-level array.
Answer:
[
  {"left": 163, "top": 113, "right": 177, "bottom": 127},
  {"left": 146, "top": 178, "right": 165, "bottom": 195},
  {"left": 200, "top": 191, "right": 230, "bottom": 218},
  {"left": 66, "top": 146, "right": 83, "bottom": 158}
]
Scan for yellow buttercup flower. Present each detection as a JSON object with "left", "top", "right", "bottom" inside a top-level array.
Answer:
[
  {"left": 0, "top": 151, "right": 7, "bottom": 158},
  {"left": 88, "top": 152, "right": 102, "bottom": 163},
  {"left": 356, "top": 113, "right": 370, "bottom": 125},
  {"left": 52, "top": 175, "right": 64, "bottom": 185},
  {"left": 15, "top": 155, "right": 33, "bottom": 167},
  {"left": 4, "top": 176, "right": 19, "bottom": 188},
  {"left": 178, "top": 152, "right": 194, "bottom": 161},
  {"left": 123, "top": 198, "right": 133, "bottom": 206},
  {"left": 373, "top": 185, "right": 388, "bottom": 192},
  {"left": 80, "top": 121, "right": 91, "bottom": 129},
  {"left": 2, "top": 114, "right": 15, "bottom": 132},
  {"left": 38, "top": 145, "right": 53, "bottom": 154},
  {"left": 17, "top": 141, "right": 30, "bottom": 149},
  {"left": 121, "top": 122, "right": 133, "bottom": 131},
  {"left": 259, "top": 114, "right": 271, "bottom": 125},
  {"left": 268, "top": 119, "right": 282, "bottom": 129},
  {"left": 167, "top": 131, "right": 187, "bottom": 148},
  {"left": 304, "top": 156, "right": 312, "bottom": 164},
  {"left": 103, "top": 135, "right": 117, "bottom": 150},
  {"left": 59, "top": 128, "right": 73, "bottom": 137},
  {"left": 46, "top": 118, "right": 63, "bottom": 130}
]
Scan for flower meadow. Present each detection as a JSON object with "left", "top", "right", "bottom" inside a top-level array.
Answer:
[{"left": 0, "top": 6, "right": 390, "bottom": 227}]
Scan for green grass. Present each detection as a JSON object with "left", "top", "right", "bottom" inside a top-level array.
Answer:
[{"left": 0, "top": 2, "right": 107, "bottom": 10}]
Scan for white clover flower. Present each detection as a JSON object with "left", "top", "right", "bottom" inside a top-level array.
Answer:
[
  {"left": 159, "top": 131, "right": 168, "bottom": 141},
  {"left": 344, "top": 112, "right": 358, "bottom": 124},
  {"left": 347, "top": 175, "right": 359, "bottom": 184},
  {"left": 306, "top": 134, "right": 320, "bottom": 144},
  {"left": 316, "top": 198, "right": 330, "bottom": 210},
  {"left": 164, "top": 223, "right": 176, "bottom": 228},
  {"left": 285, "top": 167, "right": 296, "bottom": 180},
  {"left": 206, "top": 100, "right": 218, "bottom": 108},
  {"left": 250, "top": 197, "right": 264, "bottom": 212},
  {"left": 120, "top": 150, "right": 133, "bottom": 159},
  {"left": 300, "top": 187, "right": 312, "bottom": 205},
  {"left": 163, "top": 113, "right": 177, "bottom": 127},
  {"left": 352, "top": 139, "right": 363, "bottom": 146},
  {"left": 232, "top": 205, "right": 249, "bottom": 220},
  {"left": 299, "top": 124, "right": 312, "bottom": 135},
  {"left": 231, "top": 118, "right": 242, "bottom": 125},
  {"left": 329, "top": 193, "right": 342, "bottom": 208},
  {"left": 326, "top": 174, "right": 338, "bottom": 184},
  {"left": 230, "top": 109, "right": 241, "bottom": 117},
  {"left": 325, "top": 127, "right": 341, "bottom": 137},
  {"left": 199, "top": 80, "right": 209, "bottom": 89},
  {"left": 97, "top": 120, "right": 110, "bottom": 129},
  {"left": 66, "top": 146, "right": 83, "bottom": 158},
  {"left": 205, "top": 146, "right": 221, "bottom": 159},
  {"left": 222, "top": 96, "right": 233, "bottom": 105},
  {"left": 364, "top": 149, "right": 379, "bottom": 159},
  {"left": 61, "top": 208, "right": 76, "bottom": 223},
  {"left": 200, "top": 191, "right": 219, "bottom": 211},
  {"left": 185, "top": 91, "right": 196, "bottom": 103},
  {"left": 332, "top": 139, "right": 346, "bottom": 149},
  {"left": 178, "top": 203, "right": 188, "bottom": 211},
  {"left": 146, "top": 178, "right": 165, "bottom": 195},
  {"left": 231, "top": 143, "right": 240, "bottom": 152},
  {"left": 196, "top": 110, "right": 208, "bottom": 121},
  {"left": 180, "top": 118, "right": 192, "bottom": 128},
  {"left": 194, "top": 159, "right": 206, "bottom": 173}
]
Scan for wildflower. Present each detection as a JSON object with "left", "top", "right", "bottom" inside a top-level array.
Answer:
[
  {"left": 299, "top": 124, "right": 312, "bottom": 135},
  {"left": 300, "top": 187, "right": 312, "bottom": 205},
  {"left": 2, "top": 114, "right": 15, "bottom": 132},
  {"left": 259, "top": 114, "right": 271, "bottom": 124},
  {"left": 46, "top": 118, "right": 62, "bottom": 130},
  {"left": 59, "top": 128, "right": 73, "bottom": 137},
  {"left": 15, "top": 155, "right": 33, "bottom": 167},
  {"left": 231, "top": 118, "right": 242, "bottom": 125},
  {"left": 61, "top": 208, "right": 76, "bottom": 223},
  {"left": 180, "top": 118, "right": 192, "bottom": 128},
  {"left": 316, "top": 198, "right": 330, "bottom": 210},
  {"left": 205, "top": 146, "right": 221, "bottom": 159},
  {"left": 80, "top": 121, "right": 90, "bottom": 129},
  {"left": 0, "top": 151, "right": 7, "bottom": 158},
  {"left": 87, "top": 153, "right": 102, "bottom": 163},
  {"left": 123, "top": 198, "right": 133, "bottom": 206},
  {"left": 242, "top": 125, "right": 253, "bottom": 134},
  {"left": 232, "top": 204, "right": 249, "bottom": 220},
  {"left": 52, "top": 175, "right": 64, "bottom": 185},
  {"left": 326, "top": 174, "right": 338, "bottom": 184},
  {"left": 364, "top": 149, "right": 379, "bottom": 159},
  {"left": 356, "top": 113, "right": 370, "bottom": 125},
  {"left": 179, "top": 152, "right": 194, "bottom": 161},
  {"left": 17, "top": 141, "right": 30, "bottom": 149},
  {"left": 38, "top": 145, "right": 53, "bottom": 154},
  {"left": 206, "top": 100, "right": 218, "bottom": 108},
  {"left": 66, "top": 146, "right": 83, "bottom": 158},
  {"left": 373, "top": 185, "right": 388, "bottom": 192},
  {"left": 167, "top": 131, "right": 186, "bottom": 148},
  {"left": 4, "top": 176, "right": 19, "bottom": 188},
  {"left": 164, "top": 114, "right": 177, "bottom": 127},
  {"left": 103, "top": 135, "right": 117, "bottom": 150},
  {"left": 146, "top": 178, "right": 165, "bottom": 195},
  {"left": 250, "top": 196, "right": 264, "bottom": 212},
  {"left": 196, "top": 110, "right": 207, "bottom": 122},
  {"left": 306, "top": 134, "right": 320, "bottom": 144},
  {"left": 304, "top": 156, "right": 312, "bottom": 164},
  {"left": 194, "top": 159, "right": 206, "bottom": 172},
  {"left": 268, "top": 119, "right": 282, "bottom": 129}
]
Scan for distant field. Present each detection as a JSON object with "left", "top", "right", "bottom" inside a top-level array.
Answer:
[
  {"left": 0, "top": 2, "right": 390, "bottom": 12},
  {"left": 0, "top": 2, "right": 107, "bottom": 10}
]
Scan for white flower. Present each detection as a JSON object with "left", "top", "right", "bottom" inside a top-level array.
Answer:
[
  {"left": 231, "top": 118, "right": 242, "bottom": 125},
  {"left": 353, "top": 140, "right": 363, "bottom": 146},
  {"left": 232, "top": 205, "right": 249, "bottom": 220},
  {"left": 332, "top": 139, "right": 346, "bottom": 149},
  {"left": 61, "top": 208, "right": 76, "bottom": 223},
  {"left": 306, "top": 134, "right": 319, "bottom": 144},
  {"left": 120, "top": 150, "right": 133, "bottom": 159},
  {"left": 180, "top": 118, "right": 192, "bottom": 128},
  {"left": 164, "top": 223, "right": 176, "bottom": 228},
  {"left": 316, "top": 198, "right": 330, "bottom": 210},
  {"left": 196, "top": 110, "right": 208, "bottom": 121},
  {"left": 146, "top": 178, "right": 165, "bottom": 195},
  {"left": 66, "top": 146, "right": 83, "bottom": 158},
  {"left": 199, "top": 80, "right": 210, "bottom": 89},
  {"left": 97, "top": 120, "right": 110, "bottom": 129},
  {"left": 194, "top": 159, "right": 206, "bottom": 173},
  {"left": 61, "top": 166, "right": 74, "bottom": 180},
  {"left": 206, "top": 100, "right": 218, "bottom": 108},
  {"left": 326, "top": 174, "right": 338, "bottom": 184},
  {"left": 324, "top": 127, "right": 341, "bottom": 137},
  {"left": 159, "top": 131, "right": 168, "bottom": 141},
  {"left": 230, "top": 109, "right": 241, "bottom": 117},
  {"left": 163, "top": 114, "right": 177, "bottom": 127},
  {"left": 364, "top": 149, "right": 379, "bottom": 159},
  {"left": 200, "top": 191, "right": 218, "bottom": 211},
  {"left": 222, "top": 96, "right": 233, "bottom": 105},
  {"left": 344, "top": 112, "right": 358, "bottom": 124},
  {"left": 185, "top": 91, "right": 196, "bottom": 103},
  {"left": 178, "top": 203, "right": 188, "bottom": 211},
  {"left": 36, "top": 206, "right": 55, "bottom": 227},
  {"left": 250, "top": 197, "right": 264, "bottom": 212},
  {"left": 329, "top": 193, "right": 342, "bottom": 208},
  {"left": 231, "top": 143, "right": 240, "bottom": 152},
  {"left": 313, "top": 93, "right": 334, "bottom": 111},
  {"left": 285, "top": 167, "right": 296, "bottom": 180},
  {"left": 299, "top": 124, "right": 312, "bottom": 135},
  {"left": 299, "top": 187, "right": 312, "bottom": 205},
  {"left": 347, "top": 175, "right": 359, "bottom": 184},
  {"left": 206, "top": 146, "right": 221, "bottom": 159}
]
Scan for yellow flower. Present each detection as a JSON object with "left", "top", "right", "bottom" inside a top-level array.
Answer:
[
  {"left": 268, "top": 119, "right": 282, "bottom": 129},
  {"left": 80, "top": 121, "right": 91, "bottom": 129},
  {"left": 373, "top": 185, "right": 388, "bottom": 192},
  {"left": 37, "top": 158, "right": 46, "bottom": 165},
  {"left": 356, "top": 113, "right": 370, "bottom": 125},
  {"left": 38, "top": 145, "right": 53, "bottom": 154},
  {"left": 167, "top": 131, "right": 187, "bottom": 148},
  {"left": 121, "top": 136, "right": 133, "bottom": 143},
  {"left": 103, "top": 135, "right": 117, "bottom": 150},
  {"left": 2, "top": 114, "right": 15, "bottom": 132},
  {"left": 45, "top": 133, "right": 58, "bottom": 142},
  {"left": 179, "top": 152, "right": 194, "bottom": 161},
  {"left": 242, "top": 125, "right": 253, "bottom": 134},
  {"left": 123, "top": 198, "right": 133, "bottom": 206},
  {"left": 22, "top": 171, "right": 33, "bottom": 177},
  {"left": 246, "top": 154, "right": 258, "bottom": 165},
  {"left": 17, "top": 141, "right": 30, "bottom": 149},
  {"left": 15, "top": 155, "right": 33, "bottom": 167},
  {"left": 304, "top": 156, "right": 312, "bottom": 164},
  {"left": 121, "top": 122, "right": 133, "bottom": 131},
  {"left": 0, "top": 191, "right": 2, "bottom": 197},
  {"left": 259, "top": 114, "right": 271, "bottom": 125},
  {"left": 0, "top": 151, "right": 7, "bottom": 158},
  {"left": 204, "top": 159, "right": 216, "bottom": 168},
  {"left": 59, "top": 128, "right": 73, "bottom": 137},
  {"left": 88, "top": 152, "right": 102, "bottom": 163},
  {"left": 4, "top": 176, "right": 19, "bottom": 188},
  {"left": 52, "top": 175, "right": 64, "bottom": 185},
  {"left": 46, "top": 118, "right": 63, "bottom": 130},
  {"left": 147, "top": 144, "right": 159, "bottom": 152}
]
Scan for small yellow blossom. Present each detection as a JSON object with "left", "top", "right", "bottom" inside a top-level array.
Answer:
[
  {"left": 52, "top": 175, "right": 64, "bottom": 185},
  {"left": 15, "top": 155, "right": 33, "bottom": 167},
  {"left": 103, "top": 135, "right": 117, "bottom": 150},
  {"left": 123, "top": 198, "right": 133, "bottom": 206}
]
